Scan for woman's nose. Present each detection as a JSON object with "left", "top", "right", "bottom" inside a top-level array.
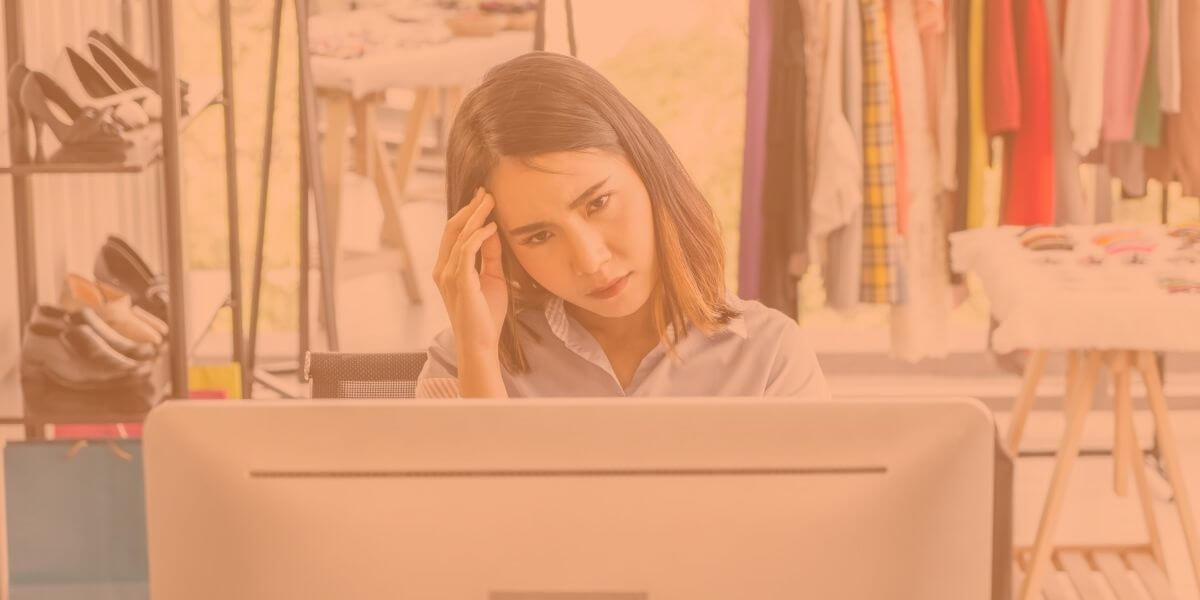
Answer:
[{"left": 568, "top": 227, "right": 613, "bottom": 276}]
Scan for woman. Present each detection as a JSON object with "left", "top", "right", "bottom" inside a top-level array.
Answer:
[{"left": 417, "top": 52, "right": 829, "bottom": 399}]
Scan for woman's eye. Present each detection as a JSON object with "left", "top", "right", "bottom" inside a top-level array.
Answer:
[
  {"left": 586, "top": 194, "right": 611, "bottom": 215},
  {"left": 523, "top": 231, "right": 553, "bottom": 246}
]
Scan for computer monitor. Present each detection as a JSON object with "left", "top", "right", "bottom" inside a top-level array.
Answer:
[{"left": 144, "top": 397, "right": 1000, "bottom": 599}]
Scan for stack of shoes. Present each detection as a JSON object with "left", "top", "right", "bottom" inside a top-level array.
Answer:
[
  {"left": 19, "top": 237, "right": 171, "bottom": 418},
  {"left": 94, "top": 234, "right": 169, "bottom": 323},
  {"left": 5, "top": 30, "right": 189, "bottom": 164}
]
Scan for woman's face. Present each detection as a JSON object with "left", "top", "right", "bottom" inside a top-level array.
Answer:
[{"left": 488, "top": 149, "right": 658, "bottom": 318}]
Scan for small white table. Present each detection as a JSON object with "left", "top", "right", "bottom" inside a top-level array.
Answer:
[
  {"left": 308, "top": 13, "right": 533, "bottom": 304},
  {"left": 951, "top": 224, "right": 1200, "bottom": 600}
]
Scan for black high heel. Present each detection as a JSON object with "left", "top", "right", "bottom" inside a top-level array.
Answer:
[
  {"left": 88, "top": 30, "right": 189, "bottom": 101},
  {"left": 86, "top": 33, "right": 179, "bottom": 117},
  {"left": 19, "top": 70, "right": 129, "bottom": 162},
  {"left": 54, "top": 48, "right": 152, "bottom": 129}
]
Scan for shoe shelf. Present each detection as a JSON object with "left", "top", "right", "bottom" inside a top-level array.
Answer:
[{"left": 0, "top": 78, "right": 222, "bottom": 175}]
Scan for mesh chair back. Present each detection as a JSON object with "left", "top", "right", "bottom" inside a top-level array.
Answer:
[{"left": 304, "top": 352, "right": 428, "bottom": 399}]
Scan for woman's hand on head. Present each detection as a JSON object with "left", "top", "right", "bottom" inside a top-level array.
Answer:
[{"left": 433, "top": 187, "right": 509, "bottom": 355}]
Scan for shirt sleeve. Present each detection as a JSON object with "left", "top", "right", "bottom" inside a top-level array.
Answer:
[
  {"left": 415, "top": 328, "right": 462, "bottom": 398},
  {"left": 763, "top": 320, "right": 832, "bottom": 400}
]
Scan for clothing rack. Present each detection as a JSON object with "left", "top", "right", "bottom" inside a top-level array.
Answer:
[{"left": 2, "top": 0, "right": 245, "bottom": 431}]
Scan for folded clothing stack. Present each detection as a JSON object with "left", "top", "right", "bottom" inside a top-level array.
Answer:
[
  {"left": 1092, "top": 229, "right": 1157, "bottom": 256},
  {"left": 1020, "top": 227, "right": 1074, "bottom": 251},
  {"left": 1170, "top": 223, "right": 1200, "bottom": 249},
  {"left": 1160, "top": 277, "right": 1200, "bottom": 294}
]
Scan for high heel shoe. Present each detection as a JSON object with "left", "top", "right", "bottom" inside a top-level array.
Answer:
[
  {"left": 87, "top": 30, "right": 187, "bottom": 114},
  {"left": 19, "top": 70, "right": 129, "bottom": 162},
  {"left": 86, "top": 37, "right": 170, "bottom": 118},
  {"left": 7, "top": 63, "right": 33, "bottom": 158},
  {"left": 54, "top": 48, "right": 151, "bottom": 129}
]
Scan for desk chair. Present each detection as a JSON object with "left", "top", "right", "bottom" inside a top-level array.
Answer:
[{"left": 303, "top": 351, "right": 427, "bottom": 399}]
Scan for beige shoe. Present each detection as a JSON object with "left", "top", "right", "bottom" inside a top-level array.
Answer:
[{"left": 60, "top": 274, "right": 162, "bottom": 345}]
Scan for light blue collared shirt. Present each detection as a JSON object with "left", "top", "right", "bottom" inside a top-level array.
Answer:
[{"left": 416, "top": 294, "right": 830, "bottom": 399}]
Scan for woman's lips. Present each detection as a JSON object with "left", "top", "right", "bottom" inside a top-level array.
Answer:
[{"left": 587, "top": 273, "right": 632, "bottom": 299}]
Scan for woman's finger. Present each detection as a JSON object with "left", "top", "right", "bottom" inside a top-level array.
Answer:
[
  {"left": 456, "top": 222, "right": 499, "bottom": 283},
  {"left": 454, "top": 192, "right": 495, "bottom": 250},
  {"left": 434, "top": 187, "right": 485, "bottom": 275}
]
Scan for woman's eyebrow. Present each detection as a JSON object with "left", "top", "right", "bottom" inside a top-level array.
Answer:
[{"left": 507, "top": 177, "right": 610, "bottom": 236}]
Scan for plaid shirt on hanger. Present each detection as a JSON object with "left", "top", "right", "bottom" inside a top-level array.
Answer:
[{"left": 859, "top": 0, "right": 907, "bottom": 304}]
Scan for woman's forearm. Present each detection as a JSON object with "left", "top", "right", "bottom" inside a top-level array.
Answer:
[{"left": 456, "top": 345, "right": 508, "bottom": 398}]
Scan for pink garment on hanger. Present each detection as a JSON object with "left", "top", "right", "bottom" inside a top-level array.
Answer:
[{"left": 1103, "top": 0, "right": 1151, "bottom": 141}]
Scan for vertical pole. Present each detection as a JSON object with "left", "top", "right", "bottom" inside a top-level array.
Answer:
[
  {"left": 156, "top": 0, "right": 190, "bottom": 397},
  {"left": 217, "top": 0, "right": 247, "bottom": 396},
  {"left": 246, "top": 0, "right": 285, "bottom": 395},
  {"left": 296, "top": 0, "right": 340, "bottom": 350},
  {"left": 5, "top": 0, "right": 37, "bottom": 335}
]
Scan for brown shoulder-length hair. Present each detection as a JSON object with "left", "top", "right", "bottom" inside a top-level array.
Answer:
[{"left": 446, "top": 51, "right": 738, "bottom": 374}]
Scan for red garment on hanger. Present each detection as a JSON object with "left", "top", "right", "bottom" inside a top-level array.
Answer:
[
  {"left": 1002, "top": 0, "right": 1056, "bottom": 225},
  {"left": 985, "top": 0, "right": 1022, "bottom": 134}
]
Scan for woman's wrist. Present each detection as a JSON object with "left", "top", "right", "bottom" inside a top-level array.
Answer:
[{"left": 456, "top": 342, "right": 506, "bottom": 398}]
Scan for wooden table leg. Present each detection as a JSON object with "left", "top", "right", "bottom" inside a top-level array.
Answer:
[
  {"left": 1136, "top": 350, "right": 1200, "bottom": 591},
  {"left": 389, "top": 86, "right": 433, "bottom": 207},
  {"left": 1020, "top": 350, "right": 1103, "bottom": 600},
  {"left": 1009, "top": 349, "right": 1049, "bottom": 454},
  {"left": 1118, "top": 356, "right": 1168, "bottom": 568},
  {"left": 1110, "top": 351, "right": 1132, "bottom": 497},
  {"left": 351, "top": 93, "right": 380, "bottom": 177},
  {"left": 372, "top": 133, "right": 422, "bottom": 304}
]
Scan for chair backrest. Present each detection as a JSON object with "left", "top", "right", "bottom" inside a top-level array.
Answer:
[{"left": 303, "top": 352, "right": 428, "bottom": 399}]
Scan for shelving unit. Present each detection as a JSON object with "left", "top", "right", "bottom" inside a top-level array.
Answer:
[{"left": 2, "top": 0, "right": 246, "bottom": 436}]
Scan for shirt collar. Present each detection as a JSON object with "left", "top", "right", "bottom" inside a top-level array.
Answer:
[{"left": 542, "top": 293, "right": 748, "bottom": 346}]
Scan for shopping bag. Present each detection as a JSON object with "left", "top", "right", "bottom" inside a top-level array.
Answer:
[
  {"left": 187, "top": 362, "right": 242, "bottom": 399},
  {"left": 4, "top": 440, "right": 147, "bottom": 599}
]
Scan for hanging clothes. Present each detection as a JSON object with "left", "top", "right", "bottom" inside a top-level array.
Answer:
[
  {"left": 883, "top": 0, "right": 910, "bottom": 235},
  {"left": 825, "top": 0, "right": 867, "bottom": 311},
  {"left": 1063, "top": 0, "right": 1111, "bottom": 156},
  {"left": 934, "top": 0, "right": 958, "bottom": 195},
  {"left": 1145, "top": 0, "right": 1200, "bottom": 196},
  {"left": 984, "top": 0, "right": 1021, "bottom": 135},
  {"left": 916, "top": 0, "right": 945, "bottom": 135},
  {"left": 1134, "top": 0, "right": 1163, "bottom": 146},
  {"left": 859, "top": 0, "right": 907, "bottom": 304},
  {"left": 888, "top": 0, "right": 950, "bottom": 361},
  {"left": 1103, "top": 0, "right": 1151, "bottom": 142},
  {"left": 802, "top": 0, "right": 830, "bottom": 197},
  {"left": 1001, "top": 0, "right": 1056, "bottom": 225},
  {"left": 737, "top": 0, "right": 772, "bottom": 299},
  {"left": 757, "top": 0, "right": 808, "bottom": 317},
  {"left": 964, "top": 0, "right": 988, "bottom": 228},
  {"left": 1045, "top": 0, "right": 1088, "bottom": 224},
  {"left": 1158, "top": 0, "right": 1181, "bottom": 113},
  {"left": 809, "top": 0, "right": 863, "bottom": 248}
]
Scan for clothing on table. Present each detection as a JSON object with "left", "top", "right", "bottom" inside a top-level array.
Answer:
[
  {"left": 1158, "top": 0, "right": 1181, "bottom": 113},
  {"left": 809, "top": 0, "right": 863, "bottom": 246},
  {"left": 825, "top": 0, "right": 867, "bottom": 311},
  {"left": 1145, "top": 0, "right": 1200, "bottom": 197},
  {"left": 415, "top": 294, "right": 832, "bottom": 399},
  {"left": 1001, "top": 0, "right": 1056, "bottom": 226},
  {"left": 1103, "top": 0, "right": 1150, "bottom": 142},
  {"left": 859, "top": 0, "right": 907, "bottom": 304},
  {"left": 889, "top": 0, "right": 951, "bottom": 361},
  {"left": 1044, "top": 0, "right": 1088, "bottom": 225},
  {"left": 737, "top": 0, "right": 772, "bottom": 298},
  {"left": 1062, "top": 0, "right": 1111, "bottom": 156},
  {"left": 1134, "top": 0, "right": 1163, "bottom": 146},
  {"left": 758, "top": 0, "right": 809, "bottom": 318},
  {"left": 984, "top": 0, "right": 1021, "bottom": 135}
]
